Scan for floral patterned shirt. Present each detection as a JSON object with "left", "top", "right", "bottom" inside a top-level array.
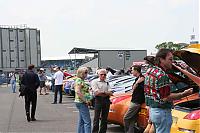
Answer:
[
  {"left": 144, "top": 65, "right": 176, "bottom": 109},
  {"left": 74, "top": 78, "right": 92, "bottom": 103}
]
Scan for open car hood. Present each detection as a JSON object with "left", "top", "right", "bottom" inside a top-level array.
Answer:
[
  {"left": 173, "top": 44, "right": 200, "bottom": 74},
  {"left": 144, "top": 45, "right": 200, "bottom": 93}
]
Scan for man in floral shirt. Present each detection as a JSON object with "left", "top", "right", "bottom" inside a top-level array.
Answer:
[{"left": 144, "top": 49, "right": 193, "bottom": 133}]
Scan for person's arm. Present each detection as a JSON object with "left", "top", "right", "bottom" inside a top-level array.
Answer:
[
  {"left": 35, "top": 74, "right": 40, "bottom": 89},
  {"left": 132, "top": 76, "right": 145, "bottom": 91},
  {"left": 105, "top": 83, "right": 113, "bottom": 96},
  {"left": 173, "top": 64, "right": 200, "bottom": 87},
  {"left": 91, "top": 80, "right": 106, "bottom": 96},
  {"left": 163, "top": 88, "right": 193, "bottom": 102},
  {"left": 75, "top": 84, "right": 86, "bottom": 102}
]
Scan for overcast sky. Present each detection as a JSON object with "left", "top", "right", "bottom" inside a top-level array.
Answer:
[{"left": 0, "top": 0, "right": 199, "bottom": 59}]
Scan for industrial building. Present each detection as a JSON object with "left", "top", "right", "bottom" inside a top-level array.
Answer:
[
  {"left": 68, "top": 48, "right": 147, "bottom": 72},
  {"left": 0, "top": 25, "right": 41, "bottom": 72}
]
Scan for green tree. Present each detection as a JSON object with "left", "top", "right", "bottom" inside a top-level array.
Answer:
[{"left": 155, "top": 42, "right": 185, "bottom": 50}]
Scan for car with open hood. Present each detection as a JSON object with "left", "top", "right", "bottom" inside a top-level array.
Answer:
[
  {"left": 108, "top": 44, "right": 200, "bottom": 132},
  {"left": 170, "top": 44, "right": 200, "bottom": 133}
]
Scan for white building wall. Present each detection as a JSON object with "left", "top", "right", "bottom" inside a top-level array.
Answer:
[
  {"left": 9, "top": 29, "right": 18, "bottom": 68},
  {"left": 1, "top": 29, "right": 10, "bottom": 68},
  {"left": 0, "top": 27, "right": 41, "bottom": 71},
  {"left": 18, "top": 29, "right": 26, "bottom": 68},
  {"left": 29, "top": 29, "right": 38, "bottom": 66}
]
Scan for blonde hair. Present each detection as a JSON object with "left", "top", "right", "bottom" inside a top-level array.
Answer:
[{"left": 76, "top": 67, "right": 88, "bottom": 79}]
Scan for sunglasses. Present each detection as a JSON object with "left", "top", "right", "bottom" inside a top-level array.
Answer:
[{"left": 100, "top": 74, "right": 106, "bottom": 76}]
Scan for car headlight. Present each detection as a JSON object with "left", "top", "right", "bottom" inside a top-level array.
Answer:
[{"left": 178, "top": 128, "right": 195, "bottom": 133}]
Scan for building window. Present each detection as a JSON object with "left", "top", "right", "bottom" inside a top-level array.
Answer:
[
  {"left": 20, "top": 40, "right": 24, "bottom": 42},
  {"left": 2, "top": 50, "right": 6, "bottom": 52},
  {"left": 20, "top": 50, "right": 24, "bottom": 52},
  {"left": 20, "top": 60, "right": 24, "bottom": 62},
  {"left": 10, "top": 50, "right": 14, "bottom": 52},
  {"left": 11, "top": 60, "right": 15, "bottom": 62},
  {"left": 19, "top": 30, "right": 23, "bottom": 32},
  {"left": 10, "top": 40, "right": 14, "bottom": 42},
  {"left": 9, "top": 29, "right": 13, "bottom": 32}
]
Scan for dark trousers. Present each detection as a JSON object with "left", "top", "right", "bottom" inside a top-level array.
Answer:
[
  {"left": 25, "top": 91, "right": 37, "bottom": 119},
  {"left": 92, "top": 96, "right": 110, "bottom": 133},
  {"left": 54, "top": 85, "right": 62, "bottom": 103},
  {"left": 123, "top": 102, "right": 141, "bottom": 133}
]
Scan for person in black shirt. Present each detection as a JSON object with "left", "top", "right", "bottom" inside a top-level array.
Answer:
[
  {"left": 21, "top": 64, "right": 40, "bottom": 122},
  {"left": 123, "top": 65, "right": 145, "bottom": 133}
]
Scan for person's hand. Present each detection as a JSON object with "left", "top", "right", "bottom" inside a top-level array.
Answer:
[
  {"left": 86, "top": 101, "right": 92, "bottom": 106},
  {"left": 182, "top": 88, "right": 193, "bottom": 97},
  {"left": 105, "top": 91, "right": 113, "bottom": 96},
  {"left": 132, "top": 84, "right": 137, "bottom": 90}
]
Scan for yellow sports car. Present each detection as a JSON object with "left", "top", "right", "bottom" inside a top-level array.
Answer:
[
  {"left": 171, "top": 44, "right": 200, "bottom": 133},
  {"left": 171, "top": 93, "right": 200, "bottom": 133}
]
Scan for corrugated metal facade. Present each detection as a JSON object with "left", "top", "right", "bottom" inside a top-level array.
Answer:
[
  {"left": 98, "top": 50, "right": 147, "bottom": 70},
  {"left": 0, "top": 27, "right": 41, "bottom": 71}
]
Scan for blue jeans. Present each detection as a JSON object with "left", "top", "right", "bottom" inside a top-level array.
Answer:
[
  {"left": 10, "top": 80, "right": 16, "bottom": 93},
  {"left": 150, "top": 108, "right": 172, "bottom": 133},
  {"left": 75, "top": 102, "right": 91, "bottom": 133}
]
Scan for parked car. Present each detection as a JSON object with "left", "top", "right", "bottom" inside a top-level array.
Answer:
[
  {"left": 171, "top": 93, "right": 200, "bottom": 133},
  {"left": 108, "top": 44, "right": 200, "bottom": 132},
  {"left": 63, "top": 76, "right": 77, "bottom": 95},
  {"left": 108, "top": 93, "right": 148, "bottom": 131},
  {"left": 0, "top": 73, "right": 11, "bottom": 84},
  {"left": 170, "top": 44, "right": 200, "bottom": 133},
  {"left": 110, "top": 78, "right": 135, "bottom": 94}
]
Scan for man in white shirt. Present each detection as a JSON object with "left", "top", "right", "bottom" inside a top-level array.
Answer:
[
  {"left": 91, "top": 69, "right": 113, "bottom": 133},
  {"left": 52, "top": 67, "right": 64, "bottom": 104}
]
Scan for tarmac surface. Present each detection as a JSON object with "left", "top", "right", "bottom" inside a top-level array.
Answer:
[{"left": 0, "top": 84, "right": 124, "bottom": 133}]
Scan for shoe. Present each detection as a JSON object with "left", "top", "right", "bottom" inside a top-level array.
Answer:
[
  {"left": 26, "top": 113, "right": 30, "bottom": 122},
  {"left": 51, "top": 102, "right": 57, "bottom": 104},
  {"left": 44, "top": 93, "right": 49, "bottom": 95},
  {"left": 59, "top": 102, "right": 62, "bottom": 104},
  {"left": 31, "top": 118, "right": 36, "bottom": 121},
  {"left": 39, "top": 93, "right": 43, "bottom": 95}
]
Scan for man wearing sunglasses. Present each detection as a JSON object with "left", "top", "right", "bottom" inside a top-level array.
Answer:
[{"left": 91, "top": 69, "right": 113, "bottom": 133}]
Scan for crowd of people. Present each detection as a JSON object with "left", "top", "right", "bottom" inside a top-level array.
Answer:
[{"left": 9, "top": 48, "right": 199, "bottom": 133}]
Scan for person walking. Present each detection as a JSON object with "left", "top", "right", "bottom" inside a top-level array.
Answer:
[
  {"left": 38, "top": 68, "right": 47, "bottom": 95},
  {"left": 74, "top": 67, "right": 92, "bottom": 133},
  {"left": 52, "top": 67, "right": 63, "bottom": 104},
  {"left": 91, "top": 69, "right": 113, "bottom": 133},
  {"left": 144, "top": 49, "right": 193, "bottom": 133},
  {"left": 21, "top": 64, "right": 40, "bottom": 122},
  {"left": 9, "top": 71, "right": 16, "bottom": 93},
  {"left": 123, "top": 65, "right": 145, "bottom": 133}
]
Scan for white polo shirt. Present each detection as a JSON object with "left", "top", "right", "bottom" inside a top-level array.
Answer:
[
  {"left": 54, "top": 70, "right": 63, "bottom": 85},
  {"left": 91, "top": 78, "right": 112, "bottom": 93}
]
